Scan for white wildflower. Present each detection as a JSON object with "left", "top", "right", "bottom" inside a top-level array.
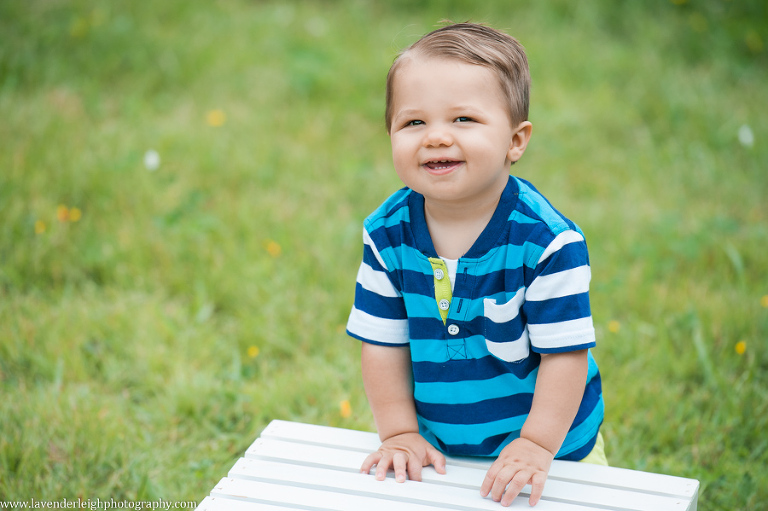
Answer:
[
  {"left": 144, "top": 149, "right": 161, "bottom": 171},
  {"left": 738, "top": 124, "right": 754, "bottom": 148}
]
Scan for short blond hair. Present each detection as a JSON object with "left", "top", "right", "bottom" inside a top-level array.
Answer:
[{"left": 385, "top": 22, "right": 530, "bottom": 132}]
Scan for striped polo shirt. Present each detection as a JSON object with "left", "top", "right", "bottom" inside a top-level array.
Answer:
[{"left": 347, "top": 176, "right": 604, "bottom": 460}]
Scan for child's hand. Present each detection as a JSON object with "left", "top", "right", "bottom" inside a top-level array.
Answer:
[
  {"left": 360, "top": 432, "right": 447, "bottom": 483},
  {"left": 480, "top": 437, "right": 554, "bottom": 507}
]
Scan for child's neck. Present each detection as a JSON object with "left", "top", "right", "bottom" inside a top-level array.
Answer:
[{"left": 424, "top": 195, "right": 501, "bottom": 260}]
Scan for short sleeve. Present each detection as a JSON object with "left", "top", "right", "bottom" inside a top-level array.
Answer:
[
  {"left": 346, "top": 228, "right": 410, "bottom": 346},
  {"left": 524, "top": 230, "right": 595, "bottom": 353}
]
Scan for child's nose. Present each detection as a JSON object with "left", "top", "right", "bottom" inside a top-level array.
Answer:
[{"left": 423, "top": 126, "right": 453, "bottom": 147}]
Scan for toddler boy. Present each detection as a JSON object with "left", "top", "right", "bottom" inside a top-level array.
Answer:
[{"left": 346, "top": 22, "right": 605, "bottom": 507}]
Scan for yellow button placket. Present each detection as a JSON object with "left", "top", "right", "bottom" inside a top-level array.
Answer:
[{"left": 428, "top": 258, "right": 452, "bottom": 325}]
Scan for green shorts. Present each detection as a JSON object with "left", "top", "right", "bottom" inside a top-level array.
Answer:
[{"left": 579, "top": 432, "right": 608, "bottom": 466}]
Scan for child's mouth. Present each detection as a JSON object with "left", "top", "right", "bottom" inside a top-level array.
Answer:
[{"left": 423, "top": 160, "right": 462, "bottom": 173}]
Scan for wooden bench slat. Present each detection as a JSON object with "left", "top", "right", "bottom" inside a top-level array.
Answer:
[
  {"left": 260, "top": 420, "right": 699, "bottom": 502},
  {"left": 260, "top": 419, "right": 380, "bottom": 452},
  {"left": 242, "top": 439, "right": 690, "bottom": 511},
  {"left": 246, "top": 438, "right": 366, "bottom": 475},
  {"left": 212, "top": 477, "right": 498, "bottom": 511},
  {"left": 215, "top": 471, "right": 607, "bottom": 511},
  {"left": 195, "top": 420, "right": 699, "bottom": 511},
  {"left": 229, "top": 458, "right": 515, "bottom": 510}
]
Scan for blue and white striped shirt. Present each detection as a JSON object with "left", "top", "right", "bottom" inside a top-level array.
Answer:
[{"left": 347, "top": 176, "right": 604, "bottom": 459}]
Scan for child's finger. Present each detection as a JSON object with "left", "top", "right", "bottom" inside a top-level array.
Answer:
[
  {"left": 428, "top": 448, "right": 447, "bottom": 475},
  {"left": 492, "top": 466, "right": 517, "bottom": 503},
  {"left": 405, "top": 453, "right": 425, "bottom": 482},
  {"left": 374, "top": 453, "right": 393, "bottom": 480},
  {"left": 393, "top": 451, "right": 410, "bottom": 482},
  {"left": 528, "top": 471, "right": 547, "bottom": 506},
  {"left": 480, "top": 460, "right": 502, "bottom": 497},
  {"left": 360, "top": 451, "right": 382, "bottom": 475},
  {"left": 500, "top": 470, "right": 531, "bottom": 507}
]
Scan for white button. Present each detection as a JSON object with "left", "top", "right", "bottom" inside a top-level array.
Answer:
[
  {"left": 434, "top": 269, "right": 445, "bottom": 280},
  {"left": 448, "top": 324, "right": 460, "bottom": 335},
  {"left": 438, "top": 299, "right": 450, "bottom": 311}
]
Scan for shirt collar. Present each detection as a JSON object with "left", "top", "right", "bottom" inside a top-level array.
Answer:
[{"left": 407, "top": 175, "right": 519, "bottom": 259}]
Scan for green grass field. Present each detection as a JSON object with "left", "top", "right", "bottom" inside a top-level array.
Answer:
[{"left": 1, "top": 1, "right": 766, "bottom": 509}]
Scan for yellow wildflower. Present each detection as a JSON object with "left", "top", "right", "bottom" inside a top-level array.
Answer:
[
  {"left": 247, "top": 346, "right": 260, "bottom": 359},
  {"left": 69, "top": 207, "right": 82, "bottom": 222},
  {"left": 35, "top": 220, "right": 47, "bottom": 234},
  {"left": 206, "top": 109, "right": 226, "bottom": 127},
  {"left": 57, "top": 205, "right": 69, "bottom": 222},
  {"left": 761, "top": 295, "right": 768, "bottom": 308},
  {"left": 340, "top": 400, "right": 352, "bottom": 419},
  {"left": 266, "top": 240, "right": 282, "bottom": 258},
  {"left": 735, "top": 341, "right": 746, "bottom": 356},
  {"left": 608, "top": 320, "right": 621, "bottom": 334}
]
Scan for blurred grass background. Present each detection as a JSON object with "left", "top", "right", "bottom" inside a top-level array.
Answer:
[{"left": 1, "top": 0, "right": 766, "bottom": 509}]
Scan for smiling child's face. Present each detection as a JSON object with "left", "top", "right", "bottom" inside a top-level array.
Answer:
[{"left": 388, "top": 55, "right": 528, "bottom": 209}]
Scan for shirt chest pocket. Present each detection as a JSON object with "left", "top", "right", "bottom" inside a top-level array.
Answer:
[{"left": 483, "top": 292, "right": 530, "bottom": 363}]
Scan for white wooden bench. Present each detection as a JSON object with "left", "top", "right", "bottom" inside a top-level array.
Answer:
[{"left": 195, "top": 420, "right": 699, "bottom": 511}]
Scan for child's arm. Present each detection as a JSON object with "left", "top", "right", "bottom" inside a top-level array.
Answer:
[
  {"left": 359, "top": 342, "right": 447, "bottom": 482},
  {"left": 480, "top": 349, "right": 589, "bottom": 507}
]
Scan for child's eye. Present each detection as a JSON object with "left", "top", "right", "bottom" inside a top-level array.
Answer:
[
  {"left": 455, "top": 116, "right": 473, "bottom": 123},
  {"left": 406, "top": 120, "right": 425, "bottom": 127}
]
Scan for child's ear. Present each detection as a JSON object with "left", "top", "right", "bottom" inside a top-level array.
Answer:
[{"left": 507, "top": 121, "right": 533, "bottom": 163}]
